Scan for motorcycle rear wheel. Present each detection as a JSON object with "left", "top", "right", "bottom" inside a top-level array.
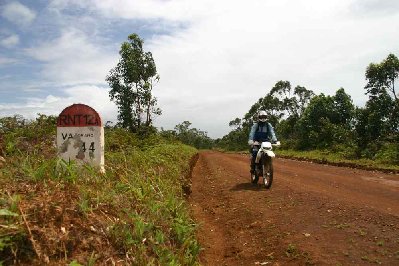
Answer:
[{"left": 262, "top": 157, "right": 273, "bottom": 189}]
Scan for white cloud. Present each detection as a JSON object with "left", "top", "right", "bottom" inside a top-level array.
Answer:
[
  {"left": 25, "top": 28, "right": 117, "bottom": 85},
  {"left": 49, "top": 0, "right": 212, "bottom": 21},
  {"left": 0, "top": 56, "right": 18, "bottom": 65},
  {"left": 139, "top": 0, "right": 399, "bottom": 137},
  {"left": 0, "top": 34, "right": 19, "bottom": 48},
  {"left": 351, "top": 0, "right": 399, "bottom": 16},
  {"left": 0, "top": 85, "right": 118, "bottom": 124},
  {"left": 3, "top": 0, "right": 399, "bottom": 137},
  {"left": 1, "top": 1, "right": 36, "bottom": 27}
]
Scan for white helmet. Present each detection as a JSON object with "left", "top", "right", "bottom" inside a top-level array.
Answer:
[{"left": 258, "top": 110, "right": 267, "bottom": 122}]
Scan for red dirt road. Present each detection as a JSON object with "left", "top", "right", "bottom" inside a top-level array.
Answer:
[{"left": 189, "top": 151, "right": 399, "bottom": 265}]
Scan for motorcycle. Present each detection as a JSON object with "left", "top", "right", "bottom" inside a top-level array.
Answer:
[{"left": 250, "top": 141, "right": 280, "bottom": 188}]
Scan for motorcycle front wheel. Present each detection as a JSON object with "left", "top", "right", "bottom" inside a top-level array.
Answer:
[
  {"left": 262, "top": 156, "right": 273, "bottom": 189},
  {"left": 251, "top": 172, "right": 259, "bottom": 184}
]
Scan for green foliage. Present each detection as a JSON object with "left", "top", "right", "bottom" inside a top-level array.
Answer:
[
  {"left": 0, "top": 114, "right": 200, "bottom": 264},
  {"left": 101, "top": 138, "right": 199, "bottom": 264},
  {"left": 220, "top": 53, "right": 398, "bottom": 166},
  {"left": 161, "top": 121, "right": 214, "bottom": 149},
  {"left": 365, "top": 53, "right": 399, "bottom": 102},
  {"left": 0, "top": 114, "right": 56, "bottom": 157},
  {"left": 68, "top": 260, "right": 83, "bottom": 266},
  {"left": 286, "top": 243, "right": 299, "bottom": 258},
  {"left": 215, "top": 125, "right": 250, "bottom": 151},
  {"left": 216, "top": 80, "right": 315, "bottom": 151},
  {"left": 278, "top": 149, "right": 399, "bottom": 171},
  {"left": 354, "top": 54, "right": 399, "bottom": 158},
  {"left": 374, "top": 142, "right": 399, "bottom": 164},
  {"left": 296, "top": 89, "right": 355, "bottom": 149},
  {"left": 106, "top": 33, "right": 161, "bottom": 134},
  {"left": 0, "top": 192, "right": 31, "bottom": 263}
]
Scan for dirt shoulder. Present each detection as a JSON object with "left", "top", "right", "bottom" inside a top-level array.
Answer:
[{"left": 189, "top": 151, "right": 399, "bottom": 265}]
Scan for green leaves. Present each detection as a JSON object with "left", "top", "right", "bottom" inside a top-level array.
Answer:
[
  {"left": 365, "top": 53, "right": 399, "bottom": 101},
  {"left": 167, "top": 121, "right": 214, "bottom": 149},
  {"left": 296, "top": 89, "right": 356, "bottom": 149},
  {"left": 0, "top": 209, "right": 19, "bottom": 217},
  {"left": 360, "top": 53, "right": 399, "bottom": 150},
  {"left": 68, "top": 260, "right": 83, "bottom": 266},
  {"left": 106, "top": 33, "right": 161, "bottom": 133}
]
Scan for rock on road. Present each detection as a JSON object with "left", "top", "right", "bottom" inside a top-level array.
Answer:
[{"left": 189, "top": 151, "right": 399, "bottom": 265}]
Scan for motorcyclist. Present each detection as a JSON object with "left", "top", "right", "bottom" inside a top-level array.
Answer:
[{"left": 248, "top": 110, "right": 278, "bottom": 175}]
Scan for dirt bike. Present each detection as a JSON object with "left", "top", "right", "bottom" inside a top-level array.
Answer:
[{"left": 250, "top": 141, "right": 280, "bottom": 188}]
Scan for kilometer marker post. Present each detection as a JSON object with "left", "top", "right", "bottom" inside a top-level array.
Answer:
[{"left": 57, "top": 104, "right": 105, "bottom": 173}]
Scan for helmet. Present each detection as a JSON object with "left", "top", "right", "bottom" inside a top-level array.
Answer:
[{"left": 258, "top": 110, "right": 267, "bottom": 122}]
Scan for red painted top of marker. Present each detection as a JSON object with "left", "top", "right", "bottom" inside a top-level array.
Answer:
[{"left": 57, "top": 104, "right": 102, "bottom": 127}]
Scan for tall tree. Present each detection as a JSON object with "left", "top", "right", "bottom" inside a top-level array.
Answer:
[
  {"left": 363, "top": 53, "right": 399, "bottom": 138},
  {"left": 365, "top": 53, "right": 399, "bottom": 102},
  {"left": 228, "top": 118, "right": 242, "bottom": 130},
  {"left": 294, "top": 85, "right": 315, "bottom": 116},
  {"left": 106, "top": 33, "right": 161, "bottom": 133}
]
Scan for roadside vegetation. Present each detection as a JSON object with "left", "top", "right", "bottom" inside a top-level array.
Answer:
[
  {"left": 0, "top": 33, "right": 204, "bottom": 265},
  {"left": 0, "top": 115, "right": 200, "bottom": 265},
  {"left": 278, "top": 149, "right": 399, "bottom": 172},
  {"left": 160, "top": 121, "right": 214, "bottom": 150},
  {"left": 216, "top": 53, "right": 399, "bottom": 171}
]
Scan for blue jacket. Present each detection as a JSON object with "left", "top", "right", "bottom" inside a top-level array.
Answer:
[{"left": 248, "top": 122, "right": 277, "bottom": 143}]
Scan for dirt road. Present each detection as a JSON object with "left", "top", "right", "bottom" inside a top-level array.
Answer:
[{"left": 189, "top": 151, "right": 399, "bottom": 265}]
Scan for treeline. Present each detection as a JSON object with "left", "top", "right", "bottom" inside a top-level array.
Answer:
[
  {"left": 217, "top": 54, "right": 399, "bottom": 165},
  {"left": 160, "top": 121, "right": 214, "bottom": 149}
]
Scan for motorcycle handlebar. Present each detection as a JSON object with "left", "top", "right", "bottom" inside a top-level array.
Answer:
[{"left": 253, "top": 141, "right": 281, "bottom": 146}]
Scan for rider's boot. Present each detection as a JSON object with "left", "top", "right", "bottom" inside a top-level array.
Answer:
[{"left": 250, "top": 163, "right": 255, "bottom": 174}]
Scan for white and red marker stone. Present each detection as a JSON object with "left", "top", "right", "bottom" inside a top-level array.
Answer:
[{"left": 56, "top": 104, "right": 104, "bottom": 172}]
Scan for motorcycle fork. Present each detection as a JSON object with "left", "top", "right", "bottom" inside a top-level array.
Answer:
[{"left": 255, "top": 154, "right": 264, "bottom": 175}]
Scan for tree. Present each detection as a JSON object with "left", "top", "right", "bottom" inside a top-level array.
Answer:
[
  {"left": 332, "top": 88, "right": 355, "bottom": 128},
  {"left": 296, "top": 89, "right": 355, "bottom": 149},
  {"left": 228, "top": 118, "right": 242, "bottom": 130},
  {"left": 362, "top": 54, "right": 399, "bottom": 142},
  {"left": 297, "top": 94, "right": 335, "bottom": 148},
  {"left": 355, "top": 91, "right": 396, "bottom": 145},
  {"left": 267, "top": 81, "right": 315, "bottom": 143},
  {"left": 172, "top": 121, "right": 214, "bottom": 149},
  {"left": 221, "top": 81, "right": 315, "bottom": 150},
  {"left": 294, "top": 85, "right": 315, "bottom": 117},
  {"left": 106, "top": 33, "right": 161, "bottom": 133},
  {"left": 365, "top": 53, "right": 399, "bottom": 102}
]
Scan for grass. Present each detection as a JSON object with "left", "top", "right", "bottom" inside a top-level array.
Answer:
[
  {"left": 219, "top": 145, "right": 399, "bottom": 173},
  {"left": 0, "top": 116, "right": 201, "bottom": 265},
  {"left": 285, "top": 243, "right": 299, "bottom": 258},
  {"left": 278, "top": 149, "right": 399, "bottom": 172},
  {"left": 285, "top": 243, "right": 314, "bottom": 264}
]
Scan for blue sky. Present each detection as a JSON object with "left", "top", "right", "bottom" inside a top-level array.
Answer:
[{"left": 1, "top": 0, "right": 399, "bottom": 138}]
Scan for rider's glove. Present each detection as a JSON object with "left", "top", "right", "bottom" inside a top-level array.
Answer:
[{"left": 248, "top": 140, "right": 254, "bottom": 146}]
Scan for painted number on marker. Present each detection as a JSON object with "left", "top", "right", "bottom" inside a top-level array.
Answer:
[{"left": 82, "top": 142, "right": 95, "bottom": 152}]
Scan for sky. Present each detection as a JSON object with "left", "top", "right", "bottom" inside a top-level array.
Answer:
[{"left": 0, "top": 0, "right": 399, "bottom": 138}]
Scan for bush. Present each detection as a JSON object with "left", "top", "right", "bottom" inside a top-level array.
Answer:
[{"left": 374, "top": 142, "right": 399, "bottom": 164}]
